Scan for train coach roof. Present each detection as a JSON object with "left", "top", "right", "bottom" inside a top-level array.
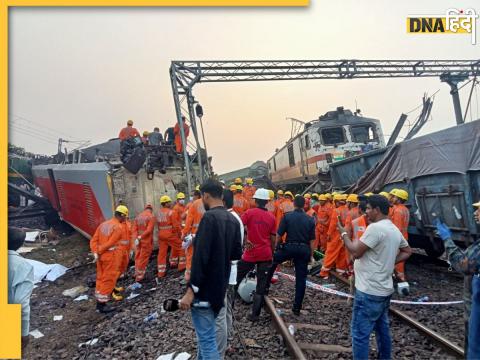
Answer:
[{"left": 347, "top": 118, "right": 480, "bottom": 193}]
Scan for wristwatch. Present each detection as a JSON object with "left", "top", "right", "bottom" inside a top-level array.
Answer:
[{"left": 341, "top": 231, "right": 348, "bottom": 238}]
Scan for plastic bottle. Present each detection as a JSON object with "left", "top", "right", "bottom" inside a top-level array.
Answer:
[{"left": 143, "top": 311, "right": 159, "bottom": 322}]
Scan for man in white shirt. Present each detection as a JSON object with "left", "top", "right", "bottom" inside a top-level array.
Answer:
[
  {"left": 337, "top": 195, "right": 412, "bottom": 360},
  {"left": 8, "top": 227, "right": 34, "bottom": 350},
  {"left": 215, "top": 188, "right": 244, "bottom": 358}
]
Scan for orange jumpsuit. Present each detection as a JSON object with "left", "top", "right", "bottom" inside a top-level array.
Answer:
[
  {"left": 275, "top": 199, "right": 294, "bottom": 241},
  {"left": 391, "top": 203, "right": 410, "bottom": 281},
  {"left": 174, "top": 122, "right": 190, "bottom": 153},
  {"left": 243, "top": 185, "right": 257, "bottom": 207},
  {"left": 90, "top": 218, "right": 127, "bottom": 303},
  {"left": 119, "top": 220, "right": 133, "bottom": 276},
  {"left": 316, "top": 204, "right": 331, "bottom": 252},
  {"left": 132, "top": 209, "right": 156, "bottom": 282},
  {"left": 118, "top": 126, "right": 140, "bottom": 141},
  {"left": 182, "top": 198, "right": 205, "bottom": 279},
  {"left": 320, "top": 205, "right": 349, "bottom": 277},
  {"left": 172, "top": 202, "right": 187, "bottom": 270},
  {"left": 156, "top": 208, "right": 182, "bottom": 278},
  {"left": 233, "top": 193, "right": 250, "bottom": 217}
]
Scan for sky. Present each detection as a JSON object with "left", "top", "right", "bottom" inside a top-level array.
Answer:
[{"left": 9, "top": 0, "right": 480, "bottom": 174}]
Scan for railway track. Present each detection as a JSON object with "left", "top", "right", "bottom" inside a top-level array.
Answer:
[
  {"left": 262, "top": 270, "right": 464, "bottom": 359},
  {"left": 329, "top": 272, "right": 464, "bottom": 358}
]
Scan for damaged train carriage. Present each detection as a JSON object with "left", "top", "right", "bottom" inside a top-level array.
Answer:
[
  {"left": 267, "top": 107, "right": 385, "bottom": 192},
  {"left": 331, "top": 119, "right": 480, "bottom": 257},
  {"left": 32, "top": 139, "right": 201, "bottom": 239}
]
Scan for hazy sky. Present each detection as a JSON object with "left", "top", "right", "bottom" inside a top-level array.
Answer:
[{"left": 9, "top": 1, "right": 480, "bottom": 173}]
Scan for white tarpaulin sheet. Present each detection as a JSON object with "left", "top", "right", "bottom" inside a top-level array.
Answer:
[{"left": 25, "top": 258, "right": 68, "bottom": 284}]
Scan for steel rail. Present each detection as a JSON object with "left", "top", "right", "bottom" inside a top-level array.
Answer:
[
  {"left": 264, "top": 296, "right": 307, "bottom": 360},
  {"left": 330, "top": 272, "right": 464, "bottom": 358}
]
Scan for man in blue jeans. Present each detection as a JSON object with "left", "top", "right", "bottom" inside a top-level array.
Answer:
[
  {"left": 337, "top": 195, "right": 412, "bottom": 360},
  {"left": 179, "top": 179, "right": 242, "bottom": 360}
]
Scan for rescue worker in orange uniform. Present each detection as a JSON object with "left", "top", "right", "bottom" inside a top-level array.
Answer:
[
  {"left": 90, "top": 205, "right": 130, "bottom": 313},
  {"left": 343, "top": 194, "right": 360, "bottom": 272},
  {"left": 156, "top": 195, "right": 182, "bottom": 279},
  {"left": 389, "top": 188, "right": 410, "bottom": 282},
  {"left": 132, "top": 204, "right": 156, "bottom": 282},
  {"left": 118, "top": 119, "right": 140, "bottom": 141},
  {"left": 243, "top": 178, "right": 257, "bottom": 207},
  {"left": 233, "top": 185, "right": 250, "bottom": 216},
  {"left": 275, "top": 191, "right": 295, "bottom": 235},
  {"left": 118, "top": 217, "right": 133, "bottom": 279},
  {"left": 304, "top": 193, "right": 312, "bottom": 212},
  {"left": 319, "top": 194, "right": 349, "bottom": 279},
  {"left": 316, "top": 194, "right": 331, "bottom": 252},
  {"left": 347, "top": 198, "right": 369, "bottom": 273},
  {"left": 344, "top": 194, "right": 361, "bottom": 237},
  {"left": 181, "top": 190, "right": 205, "bottom": 282},
  {"left": 172, "top": 192, "right": 187, "bottom": 271},
  {"left": 265, "top": 190, "right": 276, "bottom": 214},
  {"left": 174, "top": 116, "right": 190, "bottom": 153}
]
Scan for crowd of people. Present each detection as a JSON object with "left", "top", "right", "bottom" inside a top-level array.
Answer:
[
  {"left": 118, "top": 118, "right": 190, "bottom": 153},
  {"left": 7, "top": 175, "right": 480, "bottom": 359}
]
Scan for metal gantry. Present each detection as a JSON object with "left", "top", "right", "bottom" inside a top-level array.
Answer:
[{"left": 170, "top": 59, "right": 480, "bottom": 195}]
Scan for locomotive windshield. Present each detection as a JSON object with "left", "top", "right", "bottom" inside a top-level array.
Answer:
[
  {"left": 320, "top": 127, "right": 346, "bottom": 145},
  {"left": 351, "top": 124, "right": 377, "bottom": 143}
]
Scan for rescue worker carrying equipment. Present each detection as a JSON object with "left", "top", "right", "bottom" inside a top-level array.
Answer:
[
  {"left": 173, "top": 116, "right": 190, "bottom": 153},
  {"left": 156, "top": 196, "right": 181, "bottom": 279},
  {"left": 90, "top": 205, "right": 130, "bottom": 313},
  {"left": 389, "top": 188, "right": 410, "bottom": 282},
  {"left": 119, "top": 120, "right": 141, "bottom": 141},
  {"left": 132, "top": 204, "right": 155, "bottom": 282}
]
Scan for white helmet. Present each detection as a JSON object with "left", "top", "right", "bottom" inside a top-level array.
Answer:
[
  {"left": 253, "top": 188, "right": 270, "bottom": 201},
  {"left": 237, "top": 277, "right": 257, "bottom": 304}
]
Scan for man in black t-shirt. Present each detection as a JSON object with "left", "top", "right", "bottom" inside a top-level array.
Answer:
[{"left": 179, "top": 179, "right": 242, "bottom": 360}]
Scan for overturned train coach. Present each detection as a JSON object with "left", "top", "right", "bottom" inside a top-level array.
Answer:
[
  {"left": 330, "top": 119, "right": 480, "bottom": 256},
  {"left": 32, "top": 138, "right": 201, "bottom": 239},
  {"left": 267, "top": 107, "right": 386, "bottom": 192}
]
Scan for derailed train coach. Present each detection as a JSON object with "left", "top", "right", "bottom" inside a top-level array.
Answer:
[
  {"left": 32, "top": 139, "right": 201, "bottom": 239},
  {"left": 267, "top": 107, "right": 386, "bottom": 192},
  {"left": 330, "top": 119, "right": 480, "bottom": 257}
]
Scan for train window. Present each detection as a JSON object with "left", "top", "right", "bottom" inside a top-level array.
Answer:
[
  {"left": 304, "top": 135, "right": 310, "bottom": 149},
  {"left": 320, "top": 127, "right": 346, "bottom": 145},
  {"left": 287, "top": 144, "right": 295, "bottom": 167},
  {"left": 351, "top": 124, "right": 376, "bottom": 143},
  {"left": 273, "top": 157, "right": 277, "bottom": 171}
]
